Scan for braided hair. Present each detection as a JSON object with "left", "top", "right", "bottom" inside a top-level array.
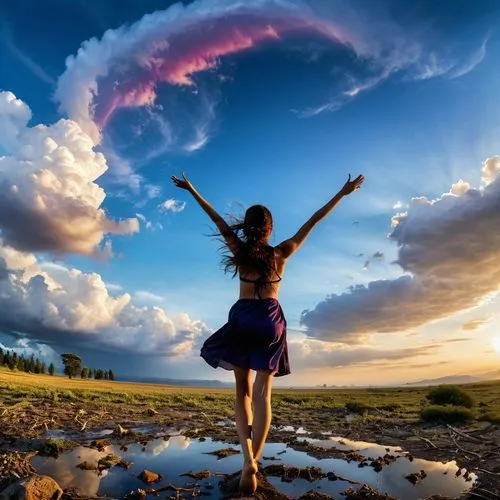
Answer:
[{"left": 220, "top": 205, "right": 276, "bottom": 296}]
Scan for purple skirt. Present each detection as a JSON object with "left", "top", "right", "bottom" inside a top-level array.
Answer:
[{"left": 200, "top": 298, "right": 291, "bottom": 377}]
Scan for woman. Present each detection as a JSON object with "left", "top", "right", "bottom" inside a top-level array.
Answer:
[{"left": 172, "top": 172, "right": 364, "bottom": 494}]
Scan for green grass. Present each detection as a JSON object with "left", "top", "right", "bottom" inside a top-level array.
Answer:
[
  {"left": 2, "top": 367, "right": 500, "bottom": 427},
  {"left": 478, "top": 411, "right": 500, "bottom": 424},
  {"left": 420, "top": 405, "right": 474, "bottom": 424},
  {"left": 425, "top": 385, "right": 474, "bottom": 408}
]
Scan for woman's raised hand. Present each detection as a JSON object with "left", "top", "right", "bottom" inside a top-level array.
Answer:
[
  {"left": 171, "top": 173, "right": 194, "bottom": 192},
  {"left": 340, "top": 174, "right": 365, "bottom": 195}
]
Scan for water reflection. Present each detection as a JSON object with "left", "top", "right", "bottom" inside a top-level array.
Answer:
[
  {"left": 33, "top": 447, "right": 108, "bottom": 496},
  {"left": 275, "top": 425, "right": 310, "bottom": 434},
  {"left": 300, "top": 436, "right": 403, "bottom": 454},
  {"left": 32, "top": 435, "right": 475, "bottom": 499}
]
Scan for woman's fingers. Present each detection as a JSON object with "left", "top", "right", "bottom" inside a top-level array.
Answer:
[{"left": 171, "top": 175, "right": 187, "bottom": 187}]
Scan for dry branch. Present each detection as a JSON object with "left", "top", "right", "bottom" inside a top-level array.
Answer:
[
  {"left": 448, "top": 430, "right": 481, "bottom": 458},
  {"left": 474, "top": 467, "right": 500, "bottom": 477},
  {"left": 416, "top": 436, "right": 438, "bottom": 449},
  {"left": 447, "top": 425, "right": 494, "bottom": 444}
]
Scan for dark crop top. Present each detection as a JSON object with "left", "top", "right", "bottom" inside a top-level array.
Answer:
[
  {"left": 239, "top": 273, "right": 282, "bottom": 285},
  {"left": 239, "top": 254, "right": 282, "bottom": 285}
]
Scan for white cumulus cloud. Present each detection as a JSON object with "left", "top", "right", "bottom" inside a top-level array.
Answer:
[
  {"left": 301, "top": 157, "right": 500, "bottom": 343},
  {"left": 0, "top": 91, "right": 139, "bottom": 255},
  {"left": 0, "top": 240, "right": 210, "bottom": 356},
  {"left": 159, "top": 198, "right": 186, "bottom": 213}
]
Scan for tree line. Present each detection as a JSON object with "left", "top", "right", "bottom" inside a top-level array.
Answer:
[
  {"left": 0, "top": 348, "right": 115, "bottom": 381},
  {"left": 0, "top": 348, "right": 51, "bottom": 375},
  {"left": 61, "top": 353, "right": 115, "bottom": 381}
]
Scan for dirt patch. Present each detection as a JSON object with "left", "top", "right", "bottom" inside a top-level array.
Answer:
[
  {"left": 263, "top": 464, "right": 325, "bottom": 482},
  {"left": 0, "top": 384, "right": 499, "bottom": 498},
  {"left": 0, "top": 450, "right": 38, "bottom": 491},
  {"left": 205, "top": 447, "right": 241, "bottom": 459}
]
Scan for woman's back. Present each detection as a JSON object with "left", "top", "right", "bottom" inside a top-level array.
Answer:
[{"left": 238, "top": 246, "right": 287, "bottom": 300}]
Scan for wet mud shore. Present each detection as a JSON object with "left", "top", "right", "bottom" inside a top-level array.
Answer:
[{"left": 0, "top": 392, "right": 499, "bottom": 499}]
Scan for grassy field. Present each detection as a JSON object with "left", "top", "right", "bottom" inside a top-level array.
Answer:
[
  {"left": 2, "top": 367, "right": 499, "bottom": 498},
  {"left": 2, "top": 367, "right": 500, "bottom": 424}
]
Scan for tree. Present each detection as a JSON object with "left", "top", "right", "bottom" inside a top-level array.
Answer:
[
  {"left": 109, "top": 370, "right": 115, "bottom": 381},
  {"left": 28, "top": 354, "right": 35, "bottom": 373},
  {"left": 0, "top": 348, "right": 4, "bottom": 365},
  {"left": 81, "top": 367, "right": 89, "bottom": 379},
  {"left": 61, "top": 353, "right": 82, "bottom": 379},
  {"left": 48, "top": 362, "right": 55, "bottom": 376},
  {"left": 40, "top": 362, "right": 46, "bottom": 375},
  {"left": 7, "top": 356, "right": 16, "bottom": 370},
  {"left": 17, "top": 358, "right": 25, "bottom": 372}
]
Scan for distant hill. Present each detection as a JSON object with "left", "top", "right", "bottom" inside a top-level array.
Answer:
[
  {"left": 122, "top": 375, "right": 233, "bottom": 387},
  {"left": 121, "top": 370, "right": 500, "bottom": 389},
  {"left": 404, "top": 369, "right": 500, "bottom": 387}
]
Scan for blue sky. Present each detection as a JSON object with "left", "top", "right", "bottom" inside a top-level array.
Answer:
[{"left": 1, "top": 0, "right": 500, "bottom": 386}]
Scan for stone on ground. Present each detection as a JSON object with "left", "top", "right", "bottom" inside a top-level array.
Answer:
[{"left": 0, "top": 475, "right": 63, "bottom": 500}]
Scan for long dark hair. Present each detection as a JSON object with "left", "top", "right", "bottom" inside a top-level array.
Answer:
[{"left": 219, "top": 205, "right": 277, "bottom": 295}]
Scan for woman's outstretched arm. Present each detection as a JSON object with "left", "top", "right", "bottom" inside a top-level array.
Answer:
[
  {"left": 172, "top": 173, "right": 240, "bottom": 254},
  {"left": 277, "top": 174, "right": 364, "bottom": 259}
]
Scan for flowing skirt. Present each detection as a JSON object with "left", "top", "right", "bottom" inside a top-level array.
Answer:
[{"left": 200, "top": 298, "right": 291, "bottom": 377}]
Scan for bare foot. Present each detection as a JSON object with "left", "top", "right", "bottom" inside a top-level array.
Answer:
[{"left": 239, "top": 460, "right": 258, "bottom": 494}]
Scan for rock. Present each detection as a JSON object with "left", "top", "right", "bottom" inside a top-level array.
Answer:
[
  {"left": 89, "top": 439, "right": 109, "bottom": 451},
  {"left": 123, "top": 489, "right": 146, "bottom": 499},
  {"left": 220, "top": 471, "right": 288, "bottom": 499},
  {"left": 205, "top": 448, "right": 240, "bottom": 459},
  {"left": 343, "top": 484, "right": 397, "bottom": 499},
  {"left": 263, "top": 464, "right": 325, "bottom": 482},
  {"left": 60, "top": 487, "right": 115, "bottom": 499},
  {"left": 116, "top": 460, "right": 133, "bottom": 470},
  {"left": 97, "top": 453, "right": 120, "bottom": 470},
  {"left": 180, "top": 470, "right": 210, "bottom": 480},
  {"left": 0, "top": 474, "right": 63, "bottom": 500},
  {"left": 297, "top": 492, "right": 334, "bottom": 500},
  {"left": 405, "top": 470, "right": 427, "bottom": 485},
  {"left": 76, "top": 461, "right": 98, "bottom": 470},
  {"left": 36, "top": 439, "right": 77, "bottom": 458},
  {"left": 146, "top": 408, "right": 158, "bottom": 416},
  {"left": 138, "top": 469, "right": 161, "bottom": 483}
]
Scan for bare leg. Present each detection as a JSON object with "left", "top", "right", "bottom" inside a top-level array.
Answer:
[
  {"left": 252, "top": 370, "right": 274, "bottom": 462},
  {"left": 234, "top": 367, "right": 257, "bottom": 493}
]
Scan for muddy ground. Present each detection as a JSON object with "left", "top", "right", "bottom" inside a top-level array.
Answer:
[{"left": 0, "top": 397, "right": 499, "bottom": 499}]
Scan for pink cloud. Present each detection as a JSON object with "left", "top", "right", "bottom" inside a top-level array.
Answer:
[{"left": 88, "top": 10, "right": 355, "bottom": 129}]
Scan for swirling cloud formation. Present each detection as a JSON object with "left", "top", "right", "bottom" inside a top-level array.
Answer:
[{"left": 57, "top": 0, "right": 483, "bottom": 152}]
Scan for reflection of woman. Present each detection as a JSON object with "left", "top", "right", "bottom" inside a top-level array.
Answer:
[{"left": 172, "top": 173, "right": 364, "bottom": 494}]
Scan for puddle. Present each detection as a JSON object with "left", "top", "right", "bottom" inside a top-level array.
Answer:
[
  {"left": 299, "top": 436, "right": 403, "bottom": 454},
  {"left": 32, "top": 435, "right": 476, "bottom": 499},
  {"left": 45, "top": 429, "right": 115, "bottom": 440},
  {"left": 275, "top": 425, "right": 311, "bottom": 435},
  {"left": 215, "top": 419, "right": 235, "bottom": 427},
  {"left": 44, "top": 425, "right": 170, "bottom": 441}
]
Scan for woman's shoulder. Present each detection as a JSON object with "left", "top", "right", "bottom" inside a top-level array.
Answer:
[{"left": 272, "top": 244, "right": 285, "bottom": 258}]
